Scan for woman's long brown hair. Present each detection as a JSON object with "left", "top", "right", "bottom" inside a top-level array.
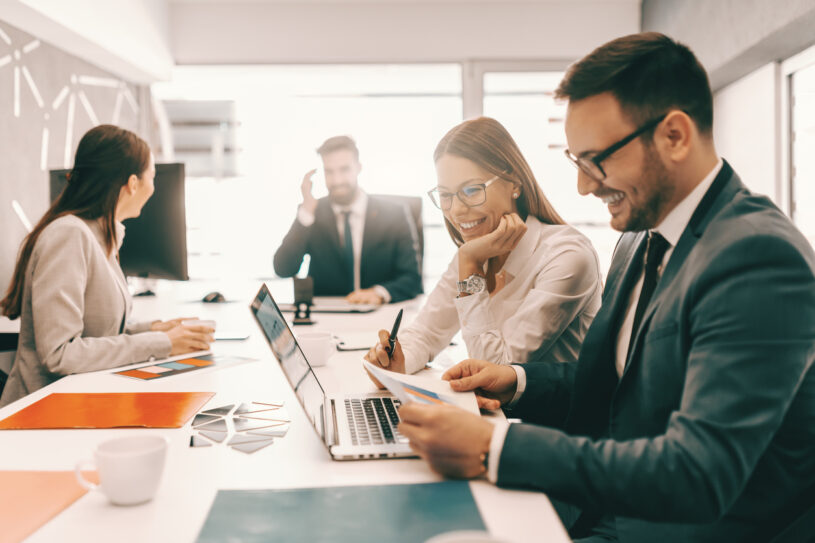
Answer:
[
  {"left": 433, "top": 116, "right": 565, "bottom": 247},
  {"left": 0, "top": 124, "right": 150, "bottom": 319}
]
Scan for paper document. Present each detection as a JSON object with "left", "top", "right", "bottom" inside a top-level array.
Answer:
[{"left": 363, "top": 361, "right": 479, "bottom": 414}]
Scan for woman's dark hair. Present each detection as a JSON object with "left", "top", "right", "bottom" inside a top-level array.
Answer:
[
  {"left": 433, "top": 116, "right": 565, "bottom": 247},
  {"left": 555, "top": 32, "right": 714, "bottom": 135},
  {"left": 1, "top": 124, "right": 151, "bottom": 319}
]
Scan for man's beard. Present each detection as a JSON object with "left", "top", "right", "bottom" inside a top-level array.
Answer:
[
  {"left": 328, "top": 184, "right": 357, "bottom": 206},
  {"left": 623, "top": 143, "right": 675, "bottom": 232}
]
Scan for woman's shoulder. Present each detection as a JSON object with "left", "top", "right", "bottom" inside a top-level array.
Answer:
[{"left": 36, "top": 215, "right": 96, "bottom": 251}]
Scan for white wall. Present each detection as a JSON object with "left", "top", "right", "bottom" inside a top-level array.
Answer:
[
  {"left": 1, "top": 0, "right": 173, "bottom": 82},
  {"left": 713, "top": 62, "right": 781, "bottom": 207},
  {"left": 169, "top": 1, "right": 641, "bottom": 64}
]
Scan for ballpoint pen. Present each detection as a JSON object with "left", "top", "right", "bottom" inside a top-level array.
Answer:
[{"left": 384, "top": 308, "right": 403, "bottom": 366}]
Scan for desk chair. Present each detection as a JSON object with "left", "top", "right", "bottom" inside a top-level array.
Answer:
[
  {"left": 371, "top": 194, "right": 424, "bottom": 278},
  {"left": 0, "top": 332, "right": 19, "bottom": 397}
]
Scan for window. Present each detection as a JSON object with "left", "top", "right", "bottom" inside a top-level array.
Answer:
[
  {"left": 789, "top": 56, "right": 815, "bottom": 245},
  {"left": 152, "top": 65, "right": 462, "bottom": 283}
]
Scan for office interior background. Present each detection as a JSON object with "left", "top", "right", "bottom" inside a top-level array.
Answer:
[{"left": 1, "top": 0, "right": 815, "bottom": 295}]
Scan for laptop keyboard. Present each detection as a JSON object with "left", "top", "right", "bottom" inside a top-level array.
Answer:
[{"left": 345, "top": 397, "right": 406, "bottom": 446}]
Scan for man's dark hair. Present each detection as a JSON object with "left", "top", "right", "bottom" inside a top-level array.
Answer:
[
  {"left": 316, "top": 135, "right": 359, "bottom": 160},
  {"left": 555, "top": 32, "right": 713, "bottom": 135}
]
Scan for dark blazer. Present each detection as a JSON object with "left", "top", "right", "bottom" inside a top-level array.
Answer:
[
  {"left": 273, "top": 196, "right": 422, "bottom": 302},
  {"left": 498, "top": 161, "right": 815, "bottom": 542}
]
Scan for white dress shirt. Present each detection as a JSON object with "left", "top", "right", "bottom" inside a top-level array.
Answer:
[
  {"left": 297, "top": 190, "right": 390, "bottom": 302},
  {"left": 487, "top": 158, "right": 724, "bottom": 482},
  {"left": 399, "top": 216, "right": 603, "bottom": 374}
]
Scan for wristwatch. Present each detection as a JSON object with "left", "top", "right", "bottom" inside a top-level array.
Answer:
[{"left": 456, "top": 273, "right": 486, "bottom": 297}]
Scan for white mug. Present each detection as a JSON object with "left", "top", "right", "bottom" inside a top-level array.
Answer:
[
  {"left": 297, "top": 331, "right": 337, "bottom": 367},
  {"left": 75, "top": 435, "right": 168, "bottom": 506}
]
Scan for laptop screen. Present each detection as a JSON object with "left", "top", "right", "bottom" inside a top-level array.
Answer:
[{"left": 250, "top": 284, "right": 327, "bottom": 444}]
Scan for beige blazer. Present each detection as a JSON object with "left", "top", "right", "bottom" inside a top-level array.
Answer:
[{"left": 0, "top": 215, "right": 171, "bottom": 407}]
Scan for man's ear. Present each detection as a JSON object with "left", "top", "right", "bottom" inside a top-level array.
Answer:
[{"left": 658, "top": 110, "right": 693, "bottom": 163}]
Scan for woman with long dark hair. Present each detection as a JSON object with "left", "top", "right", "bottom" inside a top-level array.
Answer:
[
  {"left": 0, "top": 125, "right": 212, "bottom": 406},
  {"left": 365, "top": 117, "right": 602, "bottom": 377}
]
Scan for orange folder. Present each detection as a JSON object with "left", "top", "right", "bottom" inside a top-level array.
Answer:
[
  {"left": 0, "top": 470, "right": 99, "bottom": 543},
  {"left": 0, "top": 391, "right": 215, "bottom": 429}
]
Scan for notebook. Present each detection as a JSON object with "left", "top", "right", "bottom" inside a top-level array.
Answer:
[
  {"left": 0, "top": 392, "right": 214, "bottom": 429},
  {"left": 196, "top": 481, "right": 486, "bottom": 543}
]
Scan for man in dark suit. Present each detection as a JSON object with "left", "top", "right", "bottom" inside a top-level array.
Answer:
[
  {"left": 396, "top": 33, "right": 815, "bottom": 542},
  {"left": 273, "top": 136, "right": 422, "bottom": 304}
]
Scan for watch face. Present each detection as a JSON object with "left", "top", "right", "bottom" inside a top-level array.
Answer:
[{"left": 467, "top": 274, "right": 486, "bottom": 293}]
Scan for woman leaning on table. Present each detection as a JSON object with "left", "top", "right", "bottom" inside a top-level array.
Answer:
[
  {"left": 0, "top": 125, "right": 213, "bottom": 407},
  {"left": 365, "top": 117, "right": 602, "bottom": 380}
]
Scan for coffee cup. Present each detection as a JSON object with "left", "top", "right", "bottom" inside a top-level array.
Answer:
[
  {"left": 297, "top": 331, "right": 337, "bottom": 367},
  {"left": 75, "top": 435, "right": 168, "bottom": 506}
]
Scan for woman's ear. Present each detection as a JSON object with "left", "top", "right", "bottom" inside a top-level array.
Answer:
[
  {"left": 125, "top": 174, "right": 140, "bottom": 195},
  {"left": 512, "top": 185, "right": 521, "bottom": 199}
]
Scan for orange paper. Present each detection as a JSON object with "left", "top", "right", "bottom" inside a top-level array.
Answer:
[
  {"left": 177, "top": 358, "right": 214, "bottom": 367},
  {"left": 0, "top": 470, "right": 100, "bottom": 543},
  {"left": 0, "top": 392, "right": 215, "bottom": 429}
]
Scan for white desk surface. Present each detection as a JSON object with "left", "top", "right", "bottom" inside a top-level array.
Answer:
[{"left": 0, "top": 281, "right": 569, "bottom": 543}]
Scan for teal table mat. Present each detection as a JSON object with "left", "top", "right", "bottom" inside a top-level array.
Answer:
[{"left": 197, "top": 481, "right": 486, "bottom": 542}]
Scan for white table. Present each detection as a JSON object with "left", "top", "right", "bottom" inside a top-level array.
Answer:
[{"left": 0, "top": 283, "right": 569, "bottom": 543}]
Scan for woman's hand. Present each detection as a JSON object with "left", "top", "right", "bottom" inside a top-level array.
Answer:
[
  {"left": 150, "top": 317, "right": 196, "bottom": 332},
  {"left": 458, "top": 213, "right": 527, "bottom": 271},
  {"left": 165, "top": 324, "right": 214, "bottom": 356},
  {"left": 363, "top": 329, "right": 406, "bottom": 388}
]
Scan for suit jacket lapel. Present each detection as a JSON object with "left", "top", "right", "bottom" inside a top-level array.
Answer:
[{"left": 622, "top": 161, "right": 737, "bottom": 378}]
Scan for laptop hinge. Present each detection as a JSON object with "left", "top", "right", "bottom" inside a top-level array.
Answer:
[{"left": 328, "top": 398, "right": 339, "bottom": 446}]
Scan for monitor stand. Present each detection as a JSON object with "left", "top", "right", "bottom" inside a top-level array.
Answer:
[{"left": 128, "top": 277, "right": 158, "bottom": 297}]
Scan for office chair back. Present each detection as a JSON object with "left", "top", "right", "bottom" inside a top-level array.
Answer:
[
  {"left": 371, "top": 194, "right": 424, "bottom": 277},
  {"left": 0, "top": 332, "right": 19, "bottom": 398}
]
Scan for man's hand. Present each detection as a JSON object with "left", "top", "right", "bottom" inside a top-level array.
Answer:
[
  {"left": 363, "top": 329, "right": 406, "bottom": 388},
  {"left": 300, "top": 169, "right": 318, "bottom": 214},
  {"left": 443, "top": 359, "right": 518, "bottom": 410},
  {"left": 346, "top": 288, "right": 384, "bottom": 305},
  {"left": 458, "top": 213, "right": 527, "bottom": 274},
  {"left": 398, "top": 403, "right": 494, "bottom": 479}
]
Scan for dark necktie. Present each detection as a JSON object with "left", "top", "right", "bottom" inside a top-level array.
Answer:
[
  {"left": 627, "top": 231, "right": 670, "bottom": 357},
  {"left": 341, "top": 211, "right": 354, "bottom": 291}
]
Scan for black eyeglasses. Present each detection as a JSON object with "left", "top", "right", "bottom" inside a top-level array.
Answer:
[{"left": 564, "top": 113, "right": 668, "bottom": 182}]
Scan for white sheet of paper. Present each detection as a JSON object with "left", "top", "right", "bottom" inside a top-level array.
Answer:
[{"left": 363, "top": 361, "right": 479, "bottom": 415}]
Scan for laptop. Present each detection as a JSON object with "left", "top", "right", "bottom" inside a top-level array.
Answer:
[
  {"left": 250, "top": 284, "right": 414, "bottom": 460},
  {"left": 277, "top": 296, "right": 379, "bottom": 314}
]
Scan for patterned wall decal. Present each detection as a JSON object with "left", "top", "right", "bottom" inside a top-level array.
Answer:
[{"left": 0, "top": 19, "right": 149, "bottom": 296}]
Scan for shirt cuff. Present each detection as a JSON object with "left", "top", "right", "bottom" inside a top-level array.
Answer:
[
  {"left": 297, "top": 206, "right": 316, "bottom": 227},
  {"left": 373, "top": 285, "right": 391, "bottom": 303},
  {"left": 507, "top": 364, "right": 526, "bottom": 407},
  {"left": 487, "top": 420, "right": 511, "bottom": 483},
  {"left": 454, "top": 290, "right": 496, "bottom": 334}
]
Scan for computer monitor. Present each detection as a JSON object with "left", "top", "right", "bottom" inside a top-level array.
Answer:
[{"left": 49, "top": 163, "right": 189, "bottom": 281}]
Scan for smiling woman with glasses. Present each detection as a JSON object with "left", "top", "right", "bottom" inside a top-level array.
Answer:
[{"left": 364, "top": 116, "right": 603, "bottom": 379}]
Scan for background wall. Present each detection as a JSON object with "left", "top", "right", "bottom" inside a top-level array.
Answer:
[
  {"left": 642, "top": 0, "right": 815, "bottom": 90},
  {"left": 0, "top": 20, "right": 147, "bottom": 294},
  {"left": 713, "top": 63, "right": 780, "bottom": 203}
]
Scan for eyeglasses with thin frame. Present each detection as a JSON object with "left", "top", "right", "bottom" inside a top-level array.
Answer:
[
  {"left": 563, "top": 113, "right": 669, "bottom": 182},
  {"left": 427, "top": 175, "right": 500, "bottom": 211}
]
